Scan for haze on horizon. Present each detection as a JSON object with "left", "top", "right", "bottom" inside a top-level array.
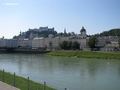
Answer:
[{"left": 0, "top": 0, "right": 120, "bottom": 38}]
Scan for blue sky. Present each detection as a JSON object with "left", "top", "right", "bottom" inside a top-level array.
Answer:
[{"left": 0, "top": 0, "right": 120, "bottom": 38}]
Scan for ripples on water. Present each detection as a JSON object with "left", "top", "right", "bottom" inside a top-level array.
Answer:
[{"left": 0, "top": 53, "right": 120, "bottom": 90}]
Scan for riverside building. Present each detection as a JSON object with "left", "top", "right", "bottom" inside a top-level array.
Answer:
[{"left": 0, "top": 26, "right": 119, "bottom": 51}]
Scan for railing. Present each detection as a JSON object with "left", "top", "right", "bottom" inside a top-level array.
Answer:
[
  {"left": 0, "top": 69, "right": 68, "bottom": 90},
  {"left": 0, "top": 69, "right": 52, "bottom": 90}
]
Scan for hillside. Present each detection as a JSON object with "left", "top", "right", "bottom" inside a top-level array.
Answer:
[
  {"left": 13, "top": 29, "right": 57, "bottom": 39},
  {"left": 25, "top": 30, "right": 57, "bottom": 38},
  {"left": 95, "top": 28, "right": 120, "bottom": 37},
  {"left": 13, "top": 28, "right": 120, "bottom": 39}
]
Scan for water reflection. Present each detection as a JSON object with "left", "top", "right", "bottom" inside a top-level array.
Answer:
[{"left": 0, "top": 54, "right": 120, "bottom": 90}]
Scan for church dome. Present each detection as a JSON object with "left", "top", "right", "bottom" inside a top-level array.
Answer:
[{"left": 80, "top": 26, "right": 86, "bottom": 32}]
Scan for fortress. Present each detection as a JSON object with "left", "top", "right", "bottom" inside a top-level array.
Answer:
[{"left": 0, "top": 26, "right": 119, "bottom": 52}]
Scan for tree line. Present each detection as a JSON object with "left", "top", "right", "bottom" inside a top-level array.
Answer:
[
  {"left": 95, "top": 28, "right": 120, "bottom": 37},
  {"left": 59, "top": 41, "right": 80, "bottom": 50},
  {"left": 59, "top": 36, "right": 120, "bottom": 50}
]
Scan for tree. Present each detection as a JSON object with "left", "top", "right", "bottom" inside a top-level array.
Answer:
[
  {"left": 71, "top": 41, "right": 80, "bottom": 50},
  {"left": 13, "top": 35, "right": 18, "bottom": 39},
  {"left": 118, "top": 39, "right": 120, "bottom": 48},
  {"left": 56, "top": 32, "right": 64, "bottom": 37},
  {"left": 49, "top": 41, "right": 53, "bottom": 50},
  {"left": 88, "top": 36, "right": 98, "bottom": 48},
  {"left": 59, "top": 40, "right": 68, "bottom": 50},
  {"left": 59, "top": 41, "right": 80, "bottom": 50},
  {"left": 66, "top": 41, "right": 72, "bottom": 50}
]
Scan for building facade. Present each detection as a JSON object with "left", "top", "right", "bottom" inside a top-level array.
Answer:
[{"left": 0, "top": 26, "right": 119, "bottom": 51}]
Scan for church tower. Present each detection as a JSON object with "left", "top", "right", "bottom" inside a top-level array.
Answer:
[
  {"left": 64, "top": 28, "right": 67, "bottom": 36},
  {"left": 18, "top": 31, "right": 24, "bottom": 40},
  {"left": 80, "top": 26, "right": 87, "bottom": 38}
]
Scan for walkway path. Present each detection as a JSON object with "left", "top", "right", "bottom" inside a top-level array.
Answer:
[{"left": 0, "top": 81, "right": 20, "bottom": 90}]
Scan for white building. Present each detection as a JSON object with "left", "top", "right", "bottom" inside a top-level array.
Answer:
[
  {"left": 4, "top": 26, "right": 120, "bottom": 51},
  {"left": 60, "top": 37, "right": 70, "bottom": 42},
  {"left": 32, "top": 37, "right": 45, "bottom": 48},
  {"left": 44, "top": 37, "right": 60, "bottom": 50},
  {"left": 17, "top": 39, "right": 32, "bottom": 48},
  {"left": 2, "top": 39, "right": 18, "bottom": 47},
  {"left": 0, "top": 39, "right": 5, "bottom": 47}
]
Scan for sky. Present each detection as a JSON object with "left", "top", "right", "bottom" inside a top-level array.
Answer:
[{"left": 0, "top": 0, "right": 120, "bottom": 38}]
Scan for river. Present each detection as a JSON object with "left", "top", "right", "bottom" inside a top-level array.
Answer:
[{"left": 0, "top": 53, "right": 120, "bottom": 90}]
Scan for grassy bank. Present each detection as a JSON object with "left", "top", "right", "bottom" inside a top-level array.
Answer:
[
  {"left": 46, "top": 50, "right": 120, "bottom": 60},
  {"left": 0, "top": 70, "right": 56, "bottom": 90},
  {"left": 46, "top": 50, "right": 77, "bottom": 57}
]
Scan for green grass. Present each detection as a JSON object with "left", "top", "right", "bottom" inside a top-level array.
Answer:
[
  {"left": 46, "top": 50, "right": 77, "bottom": 57},
  {"left": 46, "top": 50, "right": 120, "bottom": 60},
  {"left": 0, "top": 70, "right": 56, "bottom": 90}
]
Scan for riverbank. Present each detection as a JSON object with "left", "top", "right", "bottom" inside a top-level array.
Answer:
[
  {"left": 46, "top": 50, "right": 120, "bottom": 60},
  {"left": 0, "top": 48, "right": 46, "bottom": 54},
  {"left": 0, "top": 70, "right": 56, "bottom": 90}
]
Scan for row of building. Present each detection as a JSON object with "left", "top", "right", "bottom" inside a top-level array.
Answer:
[{"left": 0, "top": 27, "right": 119, "bottom": 51}]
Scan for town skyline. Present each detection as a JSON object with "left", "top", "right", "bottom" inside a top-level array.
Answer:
[
  {"left": 1, "top": 26, "right": 120, "bottom": 39},
  {"left": 0, "top": 0, "right": 120, "bottom": 38}
]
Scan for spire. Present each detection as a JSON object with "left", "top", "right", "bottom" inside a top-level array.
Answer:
[
  {"left": 20, "top": 31, "right": 21, "bottom": 36},
  {"left": 64, "top": 28, "right": 66, "bottom": 34},
  {"left": 64, "top": 28, "right": 67, "bottom": 36},
  {"left": 82, "top": 26, "right": 84, "bottom": 29}
]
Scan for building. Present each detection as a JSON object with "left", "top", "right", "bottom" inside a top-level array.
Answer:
[
  {"left": 29, "top": 26, "right": 55, "bottom": 32},
  {"left": 99, "top": 36, "right": 119, "bottom": 51},
  {"left": 80, "top": 26, "right": 87, "bottom": 38},
  {"left": 0, "top": 39, "right": 5, "bottom": 47},
  {"left": 1, "top": 39, "right": 18, "bottom": 47},
  {"left": 17, "top": 39, "right": 32, "bottom": 48},
  {"left": 32, "top": 37, "right": 45, "bottom": 49},
  {"left": 44, "top": 37, "right": 60, "bottom": 50},
  {"left": 1, "top": 26, "right": 119, "bottom": 52}
]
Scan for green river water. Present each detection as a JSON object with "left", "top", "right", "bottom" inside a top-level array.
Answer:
[{"left": 0, "top": 53, "right": 120, "bottom": 90}]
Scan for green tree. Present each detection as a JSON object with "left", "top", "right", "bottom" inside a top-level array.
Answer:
[
  {"left": 59, "top": 40, "right": 68, "bottom": 50},
  {"left": 49, "top": 41, "right": 53, "bottom": 50},
  {"left": 118, "top": 39, "right": 120, "bottom": 48},
  {"left": 66, "top": 41, "right": 72, "bottom": 50},
  {"left": 99, "top": 28, "right": 120, "bottom": 36},
  {"left": 59, "top": 41, "right": 80, "bottom": 50},
  {"left": 13, "top": 35, "right": 18, "bottom": 39},
  {"left": 56, "top": 32, "right": 64, "bottom": 36},
  {"left": 88, "top": 36, "right": 98, "bottom": 48},
  {"left": 71, "top": 41, "right": 80, "bottom": 50}
]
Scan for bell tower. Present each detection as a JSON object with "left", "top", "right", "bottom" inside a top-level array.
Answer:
[
  {"left": 80, "top": 26, "right": 86, "bottom": 38},
  {"left": 64, "top": 28, "right": 67, "bottom": 36}
]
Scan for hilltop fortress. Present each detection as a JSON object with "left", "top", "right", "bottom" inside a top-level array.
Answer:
[{"left": 0, "top": 26, "right": 119, "bottom": 52}]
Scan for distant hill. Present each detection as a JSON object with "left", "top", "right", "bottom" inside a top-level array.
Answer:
[
  {"left": 95, "top": 28, "right": 120, "bottom": 37},
  {"left": 13, "top": 29, "right": 57, "bottom": 39},
  {"left": 25, "top": 30, "right": 57, "bottom": 38}
]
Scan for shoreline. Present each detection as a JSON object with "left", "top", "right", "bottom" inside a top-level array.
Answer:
[
  {"left": 46, "top": 50, "right": 120, "bottom": 60},
  {"left": 0, "top": 48, "right": 50, "bottom": 54},
  {"left": 1, "top": 49, "right": 120, "bottom": 60},
  {"left": 0, "top": 70, "right": 56, "bottom": 90}
]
